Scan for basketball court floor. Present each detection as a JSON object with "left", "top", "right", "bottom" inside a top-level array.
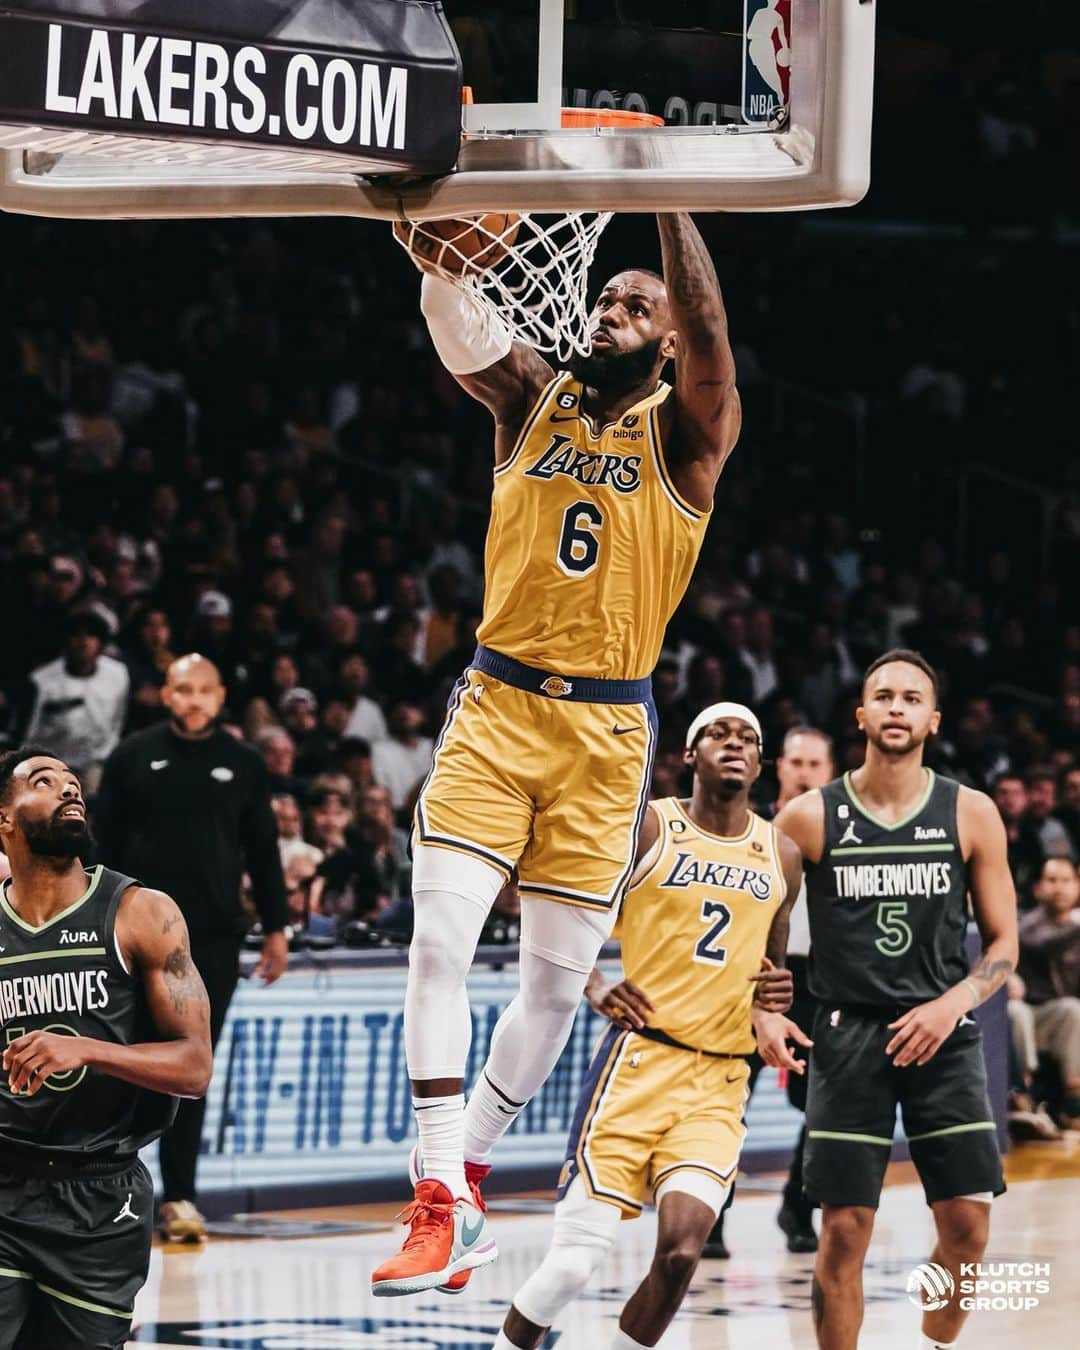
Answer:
[{"left": 131, "top": 1145, "right": 1078, "bottom": 1349}]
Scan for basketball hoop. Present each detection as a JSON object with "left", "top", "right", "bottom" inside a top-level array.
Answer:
[{"left": 393, "top": 108, "right": 665, "bottom": 363}]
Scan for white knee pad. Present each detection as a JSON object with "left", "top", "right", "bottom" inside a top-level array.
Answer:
[
  {"left": 411, "top": 843, "right": 506, "bottom": 908},
  {"left": 519, "top": 894, "right": 615, "bottom": 974},
  {"left": 513, "top": 1177, "right": 622, "bottom": 1328},
  {"left": 654, "top": 1170, "right": 732, "bottom": 1221}
]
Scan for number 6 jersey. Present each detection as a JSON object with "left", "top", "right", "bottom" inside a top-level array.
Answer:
[
  {"left": 615, "top": 798, "right": 787, "bottom": 1054},
  {"left": 805, "top": 771, "right": 970, "bottom": 1008},
  {"left": 476, "top": 373, "right": 710, "bottom": 681}
]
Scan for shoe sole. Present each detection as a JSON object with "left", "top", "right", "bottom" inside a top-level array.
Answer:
[
  {"left": 159, "top": 1223, "right": 206, "bottom": 1243},
  {"left": 371, "top": 1240, "right": 498, "bottom": 1297}
]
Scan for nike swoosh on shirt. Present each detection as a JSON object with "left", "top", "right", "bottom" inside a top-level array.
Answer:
[
  {"left": 612, "top": 725, "right": 640, "bottom": 736},
  {"left": 549, "top": 414, "right": 579, "bottom": 422}
]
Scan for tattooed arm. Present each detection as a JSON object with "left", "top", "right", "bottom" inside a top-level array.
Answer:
[
  {"left": 958, "top": 786, "right": 1020, "bottom": 1006},
  {"left": 89, "top": 887, "right": 212, "bottom": 1098},
  {"left": 656, "top": 212, "right": 741, "bottom": 512}
]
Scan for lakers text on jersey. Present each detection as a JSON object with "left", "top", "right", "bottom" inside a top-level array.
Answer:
[
  {"left": 559, "top": 799, "right": 787, "bottom": 1214},
  {"left": 416, "top": 376, "right": 710, "bottom": 909}
]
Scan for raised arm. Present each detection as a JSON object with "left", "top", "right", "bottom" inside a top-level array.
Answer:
[
  {"left": 3, "top": 887, "right": 212, "bottom": 1099},
  {"left": 656, "top": 212, "right": 741, "bottom": 510},
  {"left": 417, "top": 269, "right": 554, "bottom": 465}
]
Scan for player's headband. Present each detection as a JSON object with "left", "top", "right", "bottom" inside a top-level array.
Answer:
[{"left": 685, "top": 702, "right": 764, "bottom": 753}]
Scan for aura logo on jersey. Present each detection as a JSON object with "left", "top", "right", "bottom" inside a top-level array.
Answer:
[
  {"left": 524, "top": 433, "right": 643, "bottom": 493},
  {"left": 660, "top": 850, "right": 773, "bottom": 901}
]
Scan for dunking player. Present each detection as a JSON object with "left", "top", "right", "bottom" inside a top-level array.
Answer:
[
  {"left": 372, "top": 215, "right": 740, "bottom": 1296},
  {"left": 493, "top": 703, "right": 802, "bottom": 1350},
  {"left": 0, "top": 748, "right": 211, "bottom": 1349},
  {"left": 705, "top": 724, "right": 834, "bottom": 1258},
  {"left": 775, "top": 652, "right": 1018, "bottom": 1350}
]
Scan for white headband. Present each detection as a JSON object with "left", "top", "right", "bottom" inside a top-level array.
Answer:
[{"left": 685, "top": 701, "right": 764, "bottom": 753}]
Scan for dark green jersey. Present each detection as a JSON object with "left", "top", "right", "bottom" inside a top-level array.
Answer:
[
  {"left": 806, "top": 771, "right": 970, "bottom": 1008},
  {"left": 0, "top": 864, "right": 175, "bottom": 1154}
]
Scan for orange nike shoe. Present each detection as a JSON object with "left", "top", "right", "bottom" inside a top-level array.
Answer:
[
  {"left": 371, "top": 1178, "right": 497, "bottom": 1298},
  {"left": 406, "top": 1148, "right": 493, "bottom": 1293}
]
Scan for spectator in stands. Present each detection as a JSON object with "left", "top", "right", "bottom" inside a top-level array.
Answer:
[
  {"left": 123, "top": 604, "right": 175, "bottom": 731},
  {"left": 278, "top": 687, "right": 325, "bottom": 780},
  {"left": 1057, "top": 765, "right": 1080, "bottom": 856},
  {"left": 307, "top": 785, "right": 383, "bottom": 924},
  {"left": 256, "top": 726, "right": 303, "bottom": 798},
  {"left": 372, "top": 701, "right": 433, "bottom": 814},
  {"left": 24, "top": 611, "right": 129, "bottom": 794},
  {"left": 1010, "top": 858, "right": 1080, "bottom": 1131},
  {"left": 416, "top": 564, "right": 463, "bottom": 671},
  {"left": 354, "top": 783, "right": 411, "bottom": 909},
  {"left": 272, "top": 791, "right": 322, "bottom": 871},
  {"left": 373, "top": 611, "right": 428, "bottom": 705},
  {"left": 1025, "top": 767, "right": 1076, "bottom": 859},
  {"left": 283, "top": 849, "right": 325, "bottom": 933},
  {"left": 340, "top": 651, "right": 388, "bottom": 743},
  {"left": 301, "top": 604, "right": 361, "bottom": 697},
  {"left": 993, "top": 772, "right": 1045, "bottom": 903},
  {"left": 339, "top": 736, "right": 375, "bottom": 795}
]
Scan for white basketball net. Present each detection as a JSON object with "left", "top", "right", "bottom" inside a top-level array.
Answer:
[{"left": 394, "top": 211, "right": 613, "bottom": 361}]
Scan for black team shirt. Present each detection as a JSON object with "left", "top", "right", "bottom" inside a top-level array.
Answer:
[{"left": 93, "top": 723, "right": 287, "bottom": 943}]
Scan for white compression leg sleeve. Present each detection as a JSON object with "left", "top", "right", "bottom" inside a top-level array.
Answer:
[
  {"left": 405, "top": 847, "right": 505, "bottom": 1197},
  {"left": 464, "top": 897, "right": 613, "bottom": 1164},
  {"left": 405, "top": 845, "right": 505, "bottom": 1079},
  {"left": 513, "top": 1177, "right": 622, "bottom": 1329}
]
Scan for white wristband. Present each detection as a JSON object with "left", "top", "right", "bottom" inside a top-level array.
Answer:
[{"left": 420, "top": 271, "right": 513, "bottom": 375}]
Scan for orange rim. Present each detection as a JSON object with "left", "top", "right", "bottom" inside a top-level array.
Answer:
[
  {"left": 560, "top": 107, "right": 664, "bottom": 128},
  {"left": 460, "top": 89, "right": 663, "bottom": 129}
]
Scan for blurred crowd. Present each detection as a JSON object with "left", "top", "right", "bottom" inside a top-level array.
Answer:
[{"left": 0, "top": 4, "right": 1077, "bottom": 950}]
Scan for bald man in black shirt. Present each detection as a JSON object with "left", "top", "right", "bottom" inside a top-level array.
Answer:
[{"left": 94, "top": 654, "right": 288, "bottom": 1240}]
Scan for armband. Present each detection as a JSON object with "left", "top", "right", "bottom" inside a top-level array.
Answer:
[{"left": 420, "top": 272, "right": 512, "bottom": 375}]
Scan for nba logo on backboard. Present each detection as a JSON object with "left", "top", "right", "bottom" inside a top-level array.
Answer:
[{"left": 742, "top": 0, "right": 792, "bottom": 125}]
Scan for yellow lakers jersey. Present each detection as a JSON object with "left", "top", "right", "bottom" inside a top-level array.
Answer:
[
  {"left": 616, "top": 798, "right": 786, "bottom": 1054},
  {"left": 476, "top": 373, "right": 711, "bottom": 680}
]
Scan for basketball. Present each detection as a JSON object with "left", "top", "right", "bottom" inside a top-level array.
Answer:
[{"left": 393, "top": 212, "right": 520, "bottom": 277}]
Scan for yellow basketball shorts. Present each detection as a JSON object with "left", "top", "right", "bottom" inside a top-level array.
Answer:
[
  {"left": 556, "top": 1025, "right": 751, "bottom": 1217},
  {"left": 414, "top": 646, "right": 657, "bottom": 910}
]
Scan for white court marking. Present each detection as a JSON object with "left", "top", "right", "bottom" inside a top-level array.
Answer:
[{"left": 132, "top": 1179, "right": 1076, "bottom": 1348}]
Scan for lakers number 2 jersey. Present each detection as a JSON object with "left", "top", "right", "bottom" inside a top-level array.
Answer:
[
  {"left": 617, "top": 798, "right": 787, "bottom": 1054},
  {"left": 476, "top": 373, "right": 711, "bottom": 680}
]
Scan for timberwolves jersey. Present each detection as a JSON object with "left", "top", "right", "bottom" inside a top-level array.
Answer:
[
  {"left": 617, "top": 798, "right": 787, "bottom": 1053},
  {"left": 806, "top": 771, "right": 970, "bottom": 1007},
  {"left": 476, "top": 373, "right": 711, "bottom": 680},
  {"left": 0, "top": 865, "right": 175, "bottom": 1154}
]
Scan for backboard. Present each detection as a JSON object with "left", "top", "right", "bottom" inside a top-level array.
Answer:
[{"left": 0, "top": 0, "right": 876, "bottom": 220}]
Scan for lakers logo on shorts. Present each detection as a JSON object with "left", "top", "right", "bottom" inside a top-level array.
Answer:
[{"left": 540, "top": 676, "right": 574, "bottom": 697}]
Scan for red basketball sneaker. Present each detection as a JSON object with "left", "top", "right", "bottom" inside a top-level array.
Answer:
[
  {"left": 371, "top": 1178, "right": 496, "bottom": 1298},
  {"left": 406, "top": 1147, "right": 492, "bottom": 1293}
]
